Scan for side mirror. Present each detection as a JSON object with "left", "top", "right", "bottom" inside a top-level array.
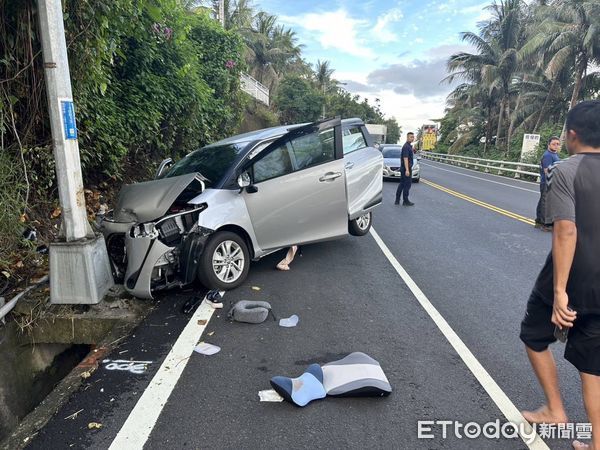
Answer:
[
  {"left": 237, "top": 172, "right": 251, "bottom": 188},
  {"left": 155, "top": 158, "right": 173, "bottom": 179}
]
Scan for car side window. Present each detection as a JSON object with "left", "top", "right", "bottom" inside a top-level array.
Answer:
[
  {"left": 289, "top": 128, "right": 335, "bottom": 170},
  {"left": 342, "top": 126, "right": 367, "bottom": 155},
  {"left": 252, "top": 144, "right": 293, "bottom": 183}
]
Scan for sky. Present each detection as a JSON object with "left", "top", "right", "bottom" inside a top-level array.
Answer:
[{"left": 254, "top": 0, "right": 492, "bottom": 135}]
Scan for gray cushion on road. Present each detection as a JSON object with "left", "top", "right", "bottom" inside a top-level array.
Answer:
[
  {"left": 322, "top": 352, "right": 392, "bottom": 397},
  {"left": 227, "top": 300, "right": 271, "bottom": 324}
]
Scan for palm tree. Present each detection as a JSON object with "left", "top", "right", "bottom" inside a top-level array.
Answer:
[
  {"left": 521, "top": 0, "right": 600, "bottom": 139},
  {"left": 446, "top": 1, "right": 526, "bottom": 154}
]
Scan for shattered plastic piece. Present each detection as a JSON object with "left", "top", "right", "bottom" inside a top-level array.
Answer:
[
  {"left": 181, "top": 295, "right": 203, "bottom": 314},
  {"left": 194, "top": 342, "right": 220, "bottom": 356},
  {"left": 22, "top": 227, "right": 37, "bottom": 242},
  {"left": 251, "top": 286, "right": 261, "bottom": 291},
  {"left": 64, "top": 409, "right": 83, "bottom": 420},
  {"left": 87, "top": 422, "right": 103, "bottom": 430},
  {"left": 80, "top": 371, "right": 92, "bottom": 379},
  {"left": 258, "top": 389, "right": 284, "bottom": 402},
  {"left": 197, "top": 319, "right": 207, "bottom": 326},
  {"left": 279, "top": 315, "right": 299, "bottom": 328}
]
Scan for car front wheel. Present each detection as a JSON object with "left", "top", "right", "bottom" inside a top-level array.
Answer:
[
  {"left": 349, "top": 212, "right": 372, "bottom": 236},
  {"left": 197, "top": 231, "right": 250, "bottom": 290}
]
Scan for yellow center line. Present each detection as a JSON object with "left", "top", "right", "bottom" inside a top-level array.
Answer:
[{"left": 421, "top": 178, "right": 536, "bottom": 226}]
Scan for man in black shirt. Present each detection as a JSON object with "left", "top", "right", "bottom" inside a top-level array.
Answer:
[
  {"left": 520, "top": 100, "right": 600, "bottom": 450},
  {"left": 394, "top": 132, "right": 415, "bottom": 206}
]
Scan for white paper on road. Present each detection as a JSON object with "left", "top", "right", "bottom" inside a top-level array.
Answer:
[
  {"left": 193, "top": 342, "right": 220, "bottom": 356},
  {"left": 279, "top": 314, "right": 299, "bottom": 327},
  {"left": 258, "top": 389, "right": 284, "bottom": 402}
]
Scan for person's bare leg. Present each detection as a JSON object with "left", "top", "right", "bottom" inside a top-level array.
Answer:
[
  {"left": 522, "top": 346, "right": 568, "bottom": 423},
  {"left": 572, "top": 372, "right": 600, "bottom": 450}
]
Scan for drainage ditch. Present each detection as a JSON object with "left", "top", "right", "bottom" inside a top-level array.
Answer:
[{"left": 0, "top": 323, "right": 90, "bottom": 442}]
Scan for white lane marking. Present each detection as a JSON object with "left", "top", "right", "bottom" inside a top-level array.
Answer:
[
  {"left": 369, "top": 228, "right": 549, "bottom": 450},
  {"left": 109, "top": 300, "right": 216, "bottom": 450},
  {"left": 422, "top": 161, "right": 539, "bottom": 193}
]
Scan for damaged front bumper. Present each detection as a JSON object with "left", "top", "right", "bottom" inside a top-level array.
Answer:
[{"left": 100, "top": 206, "right": 211, "bottom": 299}]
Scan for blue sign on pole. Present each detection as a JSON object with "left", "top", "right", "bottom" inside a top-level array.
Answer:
[{"left": 61, "top": 100, "right": 78, "bottom": 140}]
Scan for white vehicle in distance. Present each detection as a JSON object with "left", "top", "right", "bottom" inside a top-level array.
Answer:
[{"left": 380, "top": 144, "right": 420, "bottom": 183}]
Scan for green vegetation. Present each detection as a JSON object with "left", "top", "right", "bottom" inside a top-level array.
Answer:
[
  {"left": 440, "top": 0, "right": 600, "bottom": 159},
  {"left": 0, "top": 0, "right": 398, "bottom": 266}
]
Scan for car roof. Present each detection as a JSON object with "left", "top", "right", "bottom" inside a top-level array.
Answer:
[{"left": 206, "top": 118, "right": 366, "bottom": 148}]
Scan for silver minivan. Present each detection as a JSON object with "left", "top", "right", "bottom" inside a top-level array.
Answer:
[{"left": 100, "top": 118, "right": 383, "bottom": 298}]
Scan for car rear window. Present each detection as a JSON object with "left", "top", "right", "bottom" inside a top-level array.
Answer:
[
  {"left": 382, "top": 148, "right": 402, "bottom": 158},
  {"left": 162, "top": 143, "right": 247, "bottom": 187}
]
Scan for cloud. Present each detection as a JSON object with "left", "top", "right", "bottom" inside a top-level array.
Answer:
[
  {"left": 373, "top": 7, "right": 404, "bottom": 43},
  {"left": 279, "top": 9, "right": 374, "bottom": 58},
  {"left": 366, "top": 58, "right": 456, "bottom": 98},
  {"left": 427, "top": 44, "right": 474, "bottom": 59}
]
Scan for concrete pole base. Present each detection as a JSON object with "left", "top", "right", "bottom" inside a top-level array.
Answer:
[{"left": 50, "top": 234, "right": 114, "bottom": 304}]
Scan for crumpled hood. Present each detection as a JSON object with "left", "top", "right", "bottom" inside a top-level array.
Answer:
[{"left": 113, "top": 173, "right": 203, "bottom": 223}]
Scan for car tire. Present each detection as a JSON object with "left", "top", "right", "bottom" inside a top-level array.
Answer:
[
  {"left": 197, "top": 231, "right": 250, "bottom": 290},
  {"left": 349, "top": 211, "right": 372, "bottom": 236},
  {"left": 413, "top": 177, "right": 420, "bottom": 183}
]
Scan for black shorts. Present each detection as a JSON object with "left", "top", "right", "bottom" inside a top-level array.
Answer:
[{"left": 520, "top": 291, "right": 600, "bottom": 376}]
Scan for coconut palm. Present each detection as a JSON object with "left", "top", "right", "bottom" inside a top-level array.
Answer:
[{"left": 521, "top": 0, "right": 600, "bottom": 138}]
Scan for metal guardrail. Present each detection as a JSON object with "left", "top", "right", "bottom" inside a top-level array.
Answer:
[
  {"left": 240, "top": 72, "right": 269, "bottom": 106},
  {"left": 421, "top": 151, "right": 540, "bottom": 182}
]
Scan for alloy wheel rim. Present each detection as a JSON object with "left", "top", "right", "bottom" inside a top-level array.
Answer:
[
  {"left": 356, "top": 213, "right": 370, "bottom": 230},
  {"left": 212, "top": 240, "right": 245, "bottom": 283}
]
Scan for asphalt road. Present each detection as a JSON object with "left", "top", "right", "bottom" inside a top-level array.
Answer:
[{"left": 27, "top": 160, "right": 588, "bottom": 450}]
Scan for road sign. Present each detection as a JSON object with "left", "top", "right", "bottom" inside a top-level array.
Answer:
[
  {"left": 520, "top": 134, "right": 540, "bottom": 161},
  {"left": 60, "top": 99, "right": 77, "bottom": 140}
]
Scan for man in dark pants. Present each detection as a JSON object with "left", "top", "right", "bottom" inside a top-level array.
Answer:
[
  {"left": 395, "top": 132, "right": 415, "bottom": 206},
  {"left": 519, "top": 100, "right": 600, "bottom": 450},
  {"left": 535, "top": 136, "right": 561, "bottom": 231}
]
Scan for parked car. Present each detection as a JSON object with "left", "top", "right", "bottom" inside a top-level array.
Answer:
[
  {"left": 380, "top": 144, "right": 420, "bottom": 182},
  {"left": 99, "top": 118, "right": 383, "bottom": 298}
]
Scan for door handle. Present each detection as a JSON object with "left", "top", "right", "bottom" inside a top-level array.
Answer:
[
  {"left": 345, "top": 162, "right": 354, "bottom": 169},
  {"left": 319, "top": 172, "right": 342, "bottom": 182}
]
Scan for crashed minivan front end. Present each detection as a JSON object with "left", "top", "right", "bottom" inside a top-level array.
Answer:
[{"left": 100, "top": 173, "right": 209, "bottom": 299}]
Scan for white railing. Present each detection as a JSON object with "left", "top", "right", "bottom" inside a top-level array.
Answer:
[
  {"left": 421, "top": 151, "right": 540, "bottom": 182},
  {"left": 240, "top": 73, "right": 269, "bottom": 106}
]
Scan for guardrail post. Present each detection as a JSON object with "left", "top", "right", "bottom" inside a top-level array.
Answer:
[
  {"left": 498, "top": 163, "right": 504, "bottom": 175},
  {"left": 485, "top": 163, "right": 490, "bottom": 173}
]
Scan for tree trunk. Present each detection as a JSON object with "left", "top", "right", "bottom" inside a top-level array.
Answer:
[
  {"left": 560, "top": 59, "right": 586, "bottom": 144},
  {"left": 533, "top": 78, "right": 557, "bottom": 132},
  {"left": 495, "top": 99, "right": 504, "bottom": 148},
  {"left": 504, "top": 95, "right": 512, "bottom": 157},
  {"left": 507, "top": 89, "right": 522, "bottom": 158},
  {"left": 484, "top": 104, "right": 492, "bottom": 156}
]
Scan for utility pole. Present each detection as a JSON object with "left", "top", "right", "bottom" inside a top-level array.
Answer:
[
  {"left": 37, "top": 0, "right": 113, "bottom": 304},
  {"left": 217, "top": 0, "right": 225, "bottom": 27}
]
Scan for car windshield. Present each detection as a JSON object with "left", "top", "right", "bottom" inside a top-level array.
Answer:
[
  {"left": 162, "top": 142, "right": 248, "bottom": 186},
  {"left": 382, "top": 148, "right": 402, "bottom": 158}
]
